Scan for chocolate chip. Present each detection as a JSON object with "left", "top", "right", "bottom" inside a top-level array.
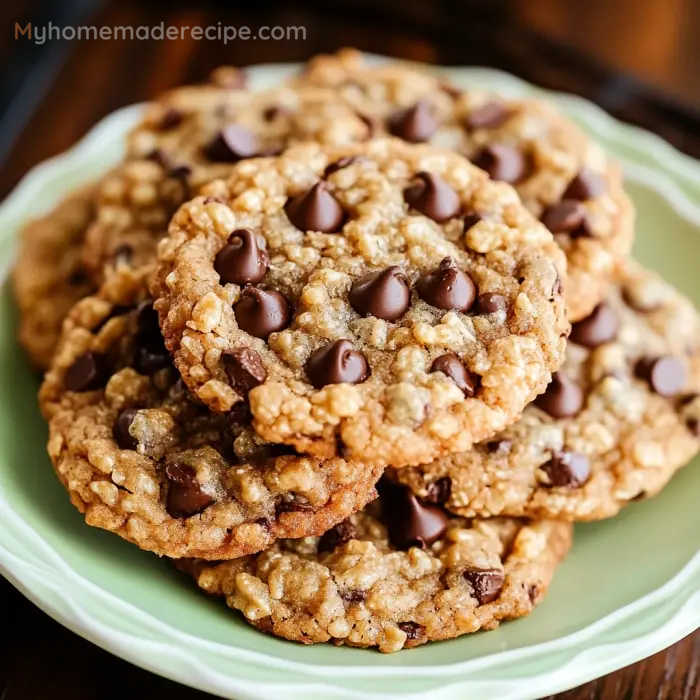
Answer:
[
  {"left": 348, "top": 266, "right": 410, "bottom": 321},
  {"left": 472, "top": 144, "right": 529, "bottom": 184},
  {"left": 134, "top": 343, "right": 172, "bottom": 375},
  {"left": 417, "top": 257, "right": 477, "bottom": 312},
  {"left": 464, "top": 102, "right": 510, "bottom": 130},
  {"left": 133, "top": 303, "right": 171, "bottom": 375},
  {"left": 541, "top": 450, "right": 590, "bottom": 488},
  {"left": 635, "top": 356, "right": 687, "bottom": 397},
  {"left": 318, "top": 519, "right": 358, "bottom": 553},
  {"left": 403, "top": 172, "right": 461, "bottom": 223},
  {"left": 64, "top": 352, "right": 106, "bottom": 392},
  {"left": 475, "top": 292, "right": 507, "bottom": 315},
  {"left": 159, "top": 108, "right": 183, "bottom": 131},
  {"left": 223, "top": 348, "right": 267, "bottom": 396},
  {"left": 687, "top": 417, "right": 699, "bottom": 437},
  {"left": 165, "top": 463, "right": 214, "bottom": 518},
  {"left": 430, "top": 353, "right": 478, "bottom": 397},
  {"left": 214, "top": 229, "right": 269, "bottom": 286},
  {"left": 276, "top": 494, "right": 314, "bottom": 514},
  {"left": 341, "top": 589, "right": 367, "bottom": 604},
  {"left": 168, "top": 164, "right": 192, "bottom": 181},
  {"left": 113, "top": 407, "right": 139, "bottom": 450},
  {"left": 528, "top": 584, "right": 540, "bottom": 603},
  {"left": 379, "top": 480, "right": 448, "bottom": 550},
  {"left": 397, "top": 621, "right": 427, "bottom": 644},
  {"left": 285, "top": 182, "right": 345, "bottom": 233},
  {"left": 570, "top": 303, "right": 619, "bottom": 348},
  {"left": 424, "top": 477, "right": 452, "bottom": 505},
  {"left": 388, "top": 100, "right": 439, "bottom": 142},
  {"left": 323, "top": 156, "right": 362, "bottom": 178},
  {"left": 306, "top": 339, "right": 369, "bottom": 389},
  {"left": 67, "top": 268, "right": 88, "bottom": 286},
  {"left": 541, "top": 200, "right": 588, "bottom": 234},
  {"left": 535, "top": 373, "right": 584, "bottom": 418},
  {"left": 462, "top": 212, "right": 482, "bottom": 232},
  {"left": 234, "top": 288, "right": 291, "bottom": 339},
  {"left": 563, "top": 169, "right": 606, "bottom": 201},
  {"left": 205, "top": 125, "right": 259, "bottom": 162},
  {"left": 463, "top": 567, "right": 505, "bottom": 605}
]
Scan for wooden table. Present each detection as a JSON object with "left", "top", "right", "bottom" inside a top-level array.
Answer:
[{"left": 2, "top": 1, "right": 700, "bottom": 697}]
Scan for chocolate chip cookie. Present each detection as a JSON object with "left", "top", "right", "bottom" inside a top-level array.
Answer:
[
  {"left": 39, "top": 267, "right": 382, "bottom": 559},
  {"left": 13, "top": 186, "right": 97, "bottom": 369},
  {"left": 183, "top": 480, "right": 572, "bottom": 652},
  {"left": 296, "top": 49, "right": 634, "bottom": 322},
  {"left": 152, "top": 139, "right": 568, "bottom": 467},
  {"left": 396, "top": 261, "right": 700, "bottom": 520}
]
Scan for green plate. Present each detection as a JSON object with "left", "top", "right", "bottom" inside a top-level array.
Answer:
[{"left": 1, "top": 61, "right": 700, "bottom": 700}]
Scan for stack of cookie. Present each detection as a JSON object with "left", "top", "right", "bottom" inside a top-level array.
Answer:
[{"left": 15, "top": 50, "right": 700, "bottom": 653}]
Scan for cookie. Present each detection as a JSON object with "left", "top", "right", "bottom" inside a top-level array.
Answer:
[
  {"left": 395, "top": 261, "right": 700, "bottom": 520},
  {"left": 152, "top": 138, "right": 568, "bottom": 467},
  {"left": 295, "top": 49, "right": 634, "bottom": 322},
  {"left": 83, "top": 74, "right": 376, "bottom": 279},
  {"left": 81, "top": 159, "right": 190, "bottom": 283},
  {"left": 13, "top": 186, "right": 97, "bottom": 369},
  {"left": 182, "top": 480, "right": 572, "bottom": 652},
  {"left": 39, "top": 267, "right": 382, "bottom": 559}
]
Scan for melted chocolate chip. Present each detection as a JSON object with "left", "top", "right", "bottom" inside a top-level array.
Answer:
[
  {"left": 133, "top": 305, "right": 171, "bottom": 375},
  {"left": 214, "top": 229, "right": 269, "bottom": 285},
  {"left": 379, "top": 480, "right": 448, "bottom": 550},
  {"left": 635, "top": 356, "right": 687, "bottom": 397},
  {"left": 403, "top": 172, "right": 461, "bottom": 223},
  {"left": 223, "top": 348, "right": 267, "bottom": 396},
  {"left": 541, "top": 450, "right": 590, "bottom": 488},
  {"left": 475, "top": 292, "right": 507, "bottom": 315},
  {"left": 165, "top": 463, "right": 214, "bottom": 518},
  {"left": 113, "top": 407, "right": 139, "bottom": 450},
  {"left": 463, "top": 567, "right": 505, "bottom": 605},
  {"left": 318, "top": 519, "right": 359, "bottom": 553},
  {"left": 234, "top": 288, "right": 292, "bottom": 339},
  {"left": 570, "top": 302, "right": 619, "bottom": 348},
  {"left": 417, "top": 257, "right": 477, "bottom": 312},
  {"left": 472, "top": 144, "right": 529, "bottom": 184},
  {"left": 535, "top": 373, "right": 584, "bottom": 418},
  {"left": 64, "top": 352, "right": 106, "bottom": 392},
  {"left": 388, "top": 100, "right": 438, "bottom": 142},
  {"left": 563, "top": 169, "right": 606, "bottom": 201},
  {"left": 464, "top": 102, "right": 510, "bottom": 130},
  {"left": 348, "top": 266, "right": 410, "bottom": 321},
  {"left": 687, "top": 417, "right": 700, "bottom": 437},
  {"left": 285, "top": 182, "right": 345, "bottom": 233},
  {"left": 424, "top": 476, "right": 452, "bottom": 505},
  {"left": 306, "top": 339, "right": 369, "bottom": 389},
  {"left": 430, "top": 353, "right": 478, "bottom": 397},
  {"left": 541, "top": 200, "right": 588, "bottom": 234},
  {"left": 205, "top": 125, "right": 259, "bottom": 162},
  {"left": 67, "top": 268, "right": 88, "bottom": 286}
]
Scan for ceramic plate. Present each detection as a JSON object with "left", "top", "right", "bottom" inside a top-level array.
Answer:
[{"left": 1, "top": 59, "right": 700, "bottom": 700}]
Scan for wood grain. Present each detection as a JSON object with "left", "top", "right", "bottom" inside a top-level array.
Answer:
[{"left": 2, "top": 1, "right": 700, "bottom": 697}]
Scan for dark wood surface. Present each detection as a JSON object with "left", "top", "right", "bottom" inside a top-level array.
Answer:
[{"left": 2, "top": 1, "right": 700, "bottom": 697}]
